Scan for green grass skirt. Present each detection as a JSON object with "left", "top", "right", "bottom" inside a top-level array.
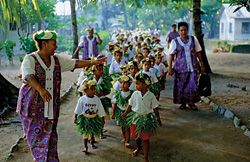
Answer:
[{"left": 76, "top": 114, "right": 104, "bottom": 136}]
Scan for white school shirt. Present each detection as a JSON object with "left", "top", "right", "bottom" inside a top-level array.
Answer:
[
  {"left": 109, "top": 59, "right": 126, "bottom": 75},
  {"left": 140, "top": 70, "right": 158, "bottom": 84},
  {"left": 77, "top": 71, "right": 88, "bottom": 92},
  {"left": 129, "top": 91, "right": 159, "bottom": 115},
  {"left": 112, "top": 91, "right": 132, "bottom": 110},
  {"left": 168, "top": 36, "right": 202, "bottom": 72},
  {"left": 113, "top": 75, "right": 136, "bottom": 91},
  {"left": 128, "top": 74, "right": 136, "bottom": 91},
  {"left": 105, "top": 51, "right": 113, "bottom": 65},
  {"left": 154, "top": 63, "right": 167, "bottom": 77},
  {"left": 21, "top": 52, "right": 76, "bottom": 119},
  {"left": 74, "top": 95, "right": 106, "bottom": 117}
]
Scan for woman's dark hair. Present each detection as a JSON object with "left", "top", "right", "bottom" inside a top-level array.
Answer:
[
  {"left": 172, "top": 24, "right": 177, "bottom": 27},
  {"left": 34, "top": 37, "right": 49, "bottom": 50},
  {"left": 178, "top": 22, "right": 189, "bottom": 31}
]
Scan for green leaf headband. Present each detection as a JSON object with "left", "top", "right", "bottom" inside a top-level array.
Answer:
[
  {"left": 82, "top": 79, "right": 96, "bottom": 92},
  {"left": 118, "top": 75, "right": 131, "bottom": 83},
  {"left": 34, "top": 30, "right": 57, "bottom": 40},
  {"left": 136, "top": 72, "right": 151, "bottom": 86}
]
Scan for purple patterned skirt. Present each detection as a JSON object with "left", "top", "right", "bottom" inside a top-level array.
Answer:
[
  {"left": 20, "top": 115, "right": 59, "bottom": 162},
  {"left": 173, "top": 72, "right": 200, "bottom": 104}
]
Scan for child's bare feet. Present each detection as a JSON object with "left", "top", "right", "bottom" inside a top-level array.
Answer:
[
  {"left": 132, "top": 148, "right": 141, "bottom": 157},
  {"left": 125, "top": 142, "right": 133, "bottom": 149},
  {"left": 82, "top": 147, "right": 89, "bottom": 155},
  {"left": 92, "top": 144, "right": 98, "bottom": 149}
]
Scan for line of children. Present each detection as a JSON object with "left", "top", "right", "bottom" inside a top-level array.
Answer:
[{"left": 74, "top": 28, "right": 167, "bottom": 161}]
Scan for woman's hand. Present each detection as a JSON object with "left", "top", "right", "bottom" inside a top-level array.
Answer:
[
  {"left": 97, "top": 57, "right": 107, "bottom": 64},
  {"left": 167, "top": 67, "right": 173, "bottom": 76},
  {"left": 200, "top": 64, "right": 205, "bottom": 74},
  {"left": 39, "top": 88, "right": 52, "bottom": 102}
]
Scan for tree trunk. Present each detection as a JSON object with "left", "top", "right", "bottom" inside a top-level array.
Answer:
[
  {"left": 131, "top": 7, "right": 137, "bottom": 29},
  {"left": 101, "top": 0, "right": 109, "bottom": 30},
  {"left": 193, "top": 0, "right": 212, "bottom": 73},
  {"left": 70, "top": 0, "right": 79, "bottom": 59},
  {"left": 122, "top": 0, "right": 129, "bottom": 29},
  {"left": 0, "top": 73, "right": 19, "bottom": 114}
]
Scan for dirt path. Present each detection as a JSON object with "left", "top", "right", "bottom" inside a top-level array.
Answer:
[
  {"left": 1, "top": 52, "right": 250, "bottom": 162},
  {"left": 6, "top": 87, "right": 250, "bottom": 162}
]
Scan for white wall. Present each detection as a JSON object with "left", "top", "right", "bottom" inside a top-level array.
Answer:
[
  {"left": 234, "top": 19, "right": 250, "bottom": 40},
  {"left": 219, "top": 11, "right": 227, "bottom": 40}
]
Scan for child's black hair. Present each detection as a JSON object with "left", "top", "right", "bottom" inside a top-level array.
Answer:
[{"left": 135, "top": 73, "right": 151, "bottom": 85}]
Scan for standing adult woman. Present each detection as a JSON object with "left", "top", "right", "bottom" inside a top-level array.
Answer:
[
  {"left": 73, "top": 27, "right": 102, "bottom": 60},
  {"left": 167, "top": 22, "right": 205, "bottom": 110},
  {"left": 16, "top": 30, "right": 106, "bottom": 162}
]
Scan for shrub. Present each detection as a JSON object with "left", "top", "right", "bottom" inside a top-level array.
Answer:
[
  {"left": 19, "top": 35, "right": 37, "bottom": 54},
  {"left": 4, "top": 40, "right": 16, "bottom": 64},
  {"left": 97, "top": 30, "right": 111, "bottom": 53},
  {"left": 231, "top": 44, "right": 250, "bottom": 54}
]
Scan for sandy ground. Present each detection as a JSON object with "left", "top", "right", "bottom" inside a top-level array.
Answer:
[{"left": 0, "top": 52, "right": 250, "bottom": 162}]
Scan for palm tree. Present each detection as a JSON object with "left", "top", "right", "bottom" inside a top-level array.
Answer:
[
  {"left": 193, "top": 0, "right": 212, "bottom": 73},
  {"left": 70, "top": 0, "right": 79, "bottom": 58},
  {"left": 0, "top": 0, "right": 40, "bottom": 115}
]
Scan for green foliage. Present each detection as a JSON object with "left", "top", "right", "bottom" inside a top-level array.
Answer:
[
  {"left": 0, "top": 41, "right": 4, "bottom": 55},
  {"left": 217, "top": 40, "right": 231, "bottom": 52},
  {"left": 19, "top": 56, "right": 24, "bottom": 62},
  {"left": 0, "top": 0, "right": 40, "bottom": 32},
  {"left": 23, "top": 0, "right": 56, "bottom": 25},
  {"left": 98, "top": 31, "right": 111, "bottom": 52},
  {"left": 114, "top": 91, "right": 132, "bottom": 108},
  {"left": 4, "top": 40, "right": 16, "bottom": 63},
  {"left": 114, "top": 108, "right": 128, "bottom": 128},
  {"left": 56, "top": 35, "right": 73, "bottom": 52},
  {"left": 231, "top": 44, "right": 250, "bottom": 53},
  {"left": 77, "top": 115, "right": 104, "bottom": 136},
  {"left": 222, "top": 0, "right": 250, "bottom": 12},
  {"left": 19, "top": 35, "right": 37, "bottom": 54},
  {"left": 126, "top": 112, "right": 159, "bottom": 134}
]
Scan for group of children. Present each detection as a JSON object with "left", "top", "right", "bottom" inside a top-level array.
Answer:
[{"left": 74, "top": 29, "right": 167, "bottom": 162}]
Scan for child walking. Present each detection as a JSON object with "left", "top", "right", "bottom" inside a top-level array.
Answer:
[
  {"left": 111, "top": 75, "right": 133, "bottom": 148},
  {"left": 122, "top": 73, "right": 161, "bottom": 162},
  {"left": 74, "top": 79, "right": 106, "bottom": 154},
  {"left": 140, "top": 58, "right": 160, "bottom": 100},
  {"left": 90, "top": 61, "right": 112, "bottom": 139}
]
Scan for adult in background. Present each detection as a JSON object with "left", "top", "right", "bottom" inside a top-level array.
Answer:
[
  {"left": 16, "top": 30, "right": 106, "bottom": 162},
  {"left": 167, "top": 22, "right": 205, "bottom": 111},
  {"left": 73, "top": 27, "right": 102, "bottom": 60},
  {"left": 166, "top": 24, "right": 179, "bottom": 49}
]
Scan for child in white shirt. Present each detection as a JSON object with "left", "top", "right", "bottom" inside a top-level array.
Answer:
[
  {"left": 140, "top": 58, "right": 160, "bottom": 99},
  {"left": 109, "top": 47, "right": 125, "bottom": 76},
  {"left": 154, "top": 52, "right": 167, "bottom": 92},
  {"left": 122, "top": 73, "right": 161, "bottom": 162},
  {"left": 74, "top": 79, "right": 106, "bottom": 155},
  {"left": 111, "top": 75, "right": 133, "bottom": 148}
]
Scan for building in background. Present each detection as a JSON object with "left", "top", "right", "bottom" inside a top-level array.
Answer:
[{"left": 219, "top": 4, "right": 250, "bottom": 41}]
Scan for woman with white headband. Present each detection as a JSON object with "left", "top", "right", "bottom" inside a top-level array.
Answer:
[{"left": 16, "top": 30, "right": 106, "bottom": 162}]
